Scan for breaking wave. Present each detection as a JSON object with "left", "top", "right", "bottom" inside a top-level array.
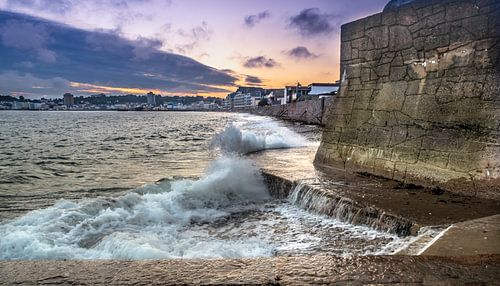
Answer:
[
  {"left": 0, "top": 156, "right": 272, "bottom": 260},
  {"left": 213, "top": 114, "right": 310, "bottom": 154}
]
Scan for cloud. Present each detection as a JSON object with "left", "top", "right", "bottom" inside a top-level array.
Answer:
[
  {"left": 176, "top": 21, "right": 212, "bottom": 54},
  {"left": 0, "top": 11, "right": 237, "bottom": 97},
  {"left": 245, "top": 75, "right": 262, "bottom": 85},
  {"left": 242, "top": 56, "right": 279, "bottom": 68},
  {"left": 284, "top": 46, "right": 318, "bottom": 60},
  {"left": 0, "top": 71, "right": 72, "bottom": 98},
  {"left": 0, "top": 19, "right": 57, "bottom": 62},
  {"left": 288, "top": 8, "right": 336, "bottom": 37},
  {"left": 244, "top": 10, "right": 270, "bottom": 28},
  {"left": 131, "top": 36, "right": 163, "bottom": 60}
]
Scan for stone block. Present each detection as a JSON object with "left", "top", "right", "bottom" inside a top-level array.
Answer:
[
  {"left": 446, "top": 2, "right": 480, "bottom": 22},
  {"left": 401, "top": 94, "right": 439, "bottom": 122},
  {"left": 390, "top": 66, "right": 408, "bottom": 81},
  {"left": 369, "top": 110, "right": 399, "bottom": 127},
  {"left": 365, "top": 26, "right": 389, "bottom": 49},
  {"left": 448, "top": 25, "right": 474, "bottom": 47},
  {"left": 396, "top": 5, "right": 418, "bottom": 26},
  {"left": 401, "top": 47, "right": 419, "bottom": 63},
  {"left": 448, "top": 151, "right": 483, "bottom": 173},
  {"left": 365, "top": 127, "right": 392, "bottom": 147},
  {"left": 322, "top": 130, "right": 342, "bottom": 144},
  {"left": 339, "top": 129, "right": 359, "bottom": 144},
  {"left": 382, "top": 10, "right": 397, "bottom": 26},
  {"left": 327, "top": 114, "right": 350, "bottom": 128},
  {"left": 341, "top": 41, "right": 352, "bottom": 60},
  {"left": 389, "top": 26, "right": 413, "bottom": 51},
  {"left": 345, "top": 64, "right": 361, "bottom": 79},
  {"left": 353, "top": 90, "right": 373, "bottom": 110},
  {"left": 418, "top": 150, "right": 450, "bottom": 169},
  {"left": 349, "top": 109, "right": 373, "bottom": 128},
  {"left": 424, "top": 33, "right": 450, "bottom": 51},
  {"left": 393, "top": 111, "right": 419, "bottom": 125},
  {"left": 391, "top": 145, "right": 420, "bottom": 164},
  {"left": 364, "top": 13, "right": 381, "bottom": 29},
  {"left": 331, "top": 97, "right": 355, "bottom": 115},
  {"left": 361, "top": 68, "right": 371, "bottom": 82},
  {"left": 421, "top": 130, "right": 465, "bottom": 152},
  {"left": 378, "top": 52, "right": 395, "bottom": 65},
  {"left": 375, "top": 82, "right": 407, "bottom": 111},
  {"left": 375, "top": 63, "right": 391, "bottom": 77},
  {"left": 341, "top": 20, "right": 365, "bottom": 42},
  {"left": 390, "top": 126, "right": 425, "bottom": 147},
  {"left": 424, "top": 11, "right": 446, "bottom": 27},
  {"left": 461, "top": 15, "right": 489, "bottom": 39},
  {"left": 352, "top": 48, "right": 359, "bottom": 59}
]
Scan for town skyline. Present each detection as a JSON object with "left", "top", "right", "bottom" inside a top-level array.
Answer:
[{"left": 0, "top": 0, "right": 387, "bottom": 98}]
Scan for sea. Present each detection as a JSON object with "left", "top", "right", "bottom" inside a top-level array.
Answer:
[{"left": 0, "top": 111, "right": 412, "bottom": 260}]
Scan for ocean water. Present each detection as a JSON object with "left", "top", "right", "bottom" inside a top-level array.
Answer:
[{"left": 0, "top": 111, "right": 408, "bottom": 260}]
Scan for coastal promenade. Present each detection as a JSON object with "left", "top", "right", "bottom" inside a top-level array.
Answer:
[{"left": 1, "top": 255, "right": 499, "bottom": 285}]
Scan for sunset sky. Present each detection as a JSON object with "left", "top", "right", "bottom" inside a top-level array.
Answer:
[{"left": 0, "top": 0, "right": 388, "bottom": 98}]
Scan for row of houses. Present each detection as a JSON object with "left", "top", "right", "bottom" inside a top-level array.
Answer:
[{"left": 223, "top": 82, "right": 340, "bottom": 109}]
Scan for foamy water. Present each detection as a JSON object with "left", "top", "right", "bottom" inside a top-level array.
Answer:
[
  {"left": 0, "top": 112, "right": 414, "bottom": 260},
  {"left": 212, "top": 114, "right": 315, "bottom": 154}
]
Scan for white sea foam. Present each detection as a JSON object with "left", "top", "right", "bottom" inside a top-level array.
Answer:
[
  {"left": 0, "top": 156, "right": 273, "bottom": 260},
  {"left": 213, "top": 114, "right": 311, "bottom": 154},
  {"left": 0, "top": 114, "right": 420, "bottom": 260}
]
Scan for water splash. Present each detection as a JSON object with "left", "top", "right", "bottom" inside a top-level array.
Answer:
[
  {"left": 288, "top": 182, "right": 413, "bottom": 236},
  {"left": 0, "top": 156, "right": 272, "bottom": 260},
  {"left": 213, "top": 115, "right": 310, "bottom": 154}
]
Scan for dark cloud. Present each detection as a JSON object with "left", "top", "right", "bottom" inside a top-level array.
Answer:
[
  {"left": 244, "top": 10, "right": 270, "bottom": 28},
  {"left": 245, "top": 75, "right": 262, "bottom": 84},
  {"left": 0, "top": 19, "right": 56, "bottom": 62},
  {"left": 0, "top": 11, "right": 237, "bottom": 97},
  {"left": 284, "top": 46, "right": 318, "bottom": 60},
  {"left": 243, "top": 56, "right": 279, "bottom": 68},
  {"left": 288, "top": 8, "right": 336, "bottom": 37}
]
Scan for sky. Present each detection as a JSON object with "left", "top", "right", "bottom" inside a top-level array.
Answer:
[{"left": 0, "top": 0, "right": 388, "bottom": 98}]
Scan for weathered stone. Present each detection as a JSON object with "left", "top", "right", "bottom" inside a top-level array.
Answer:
[
  {"left": 345, "top": 64, "right": 361, "bottom": 79},
  {"left": 375, "top": 81, "right": 407, "bottom": 111},
  {"left": 396, "top": 5, "right": 418, "bottom": 26},
  {"left": 390, "top": 66, "right": 408, "bottom": 81},
  {"left": 341, "top": 20, "right": 365, "bottom": 42},
  {"left": 317, "top": 0, "right": 500, "bottom": 200},
  {"left": 375, "top": 63, "right": 391, "bottom": 77},
  {"left": 446, "top": 2, "right": 480, "bottom": 21},
  {"left": 365, "top": 26, "right": 389, "bottom": 49},
  {"left": 418, "top": 150, "right": 449, "bottom": 169},
  {"left": 389, "top": 26, "right": 413, "bottom": 50},
  {"left": 361, "top": 67, "right": 371, "bottom": 82},
  {"left": 364, "top": 13, "right": 381, "bottom": 29},
  {"left": 353, "top": 90, "right": 374, "bottom": 110}
]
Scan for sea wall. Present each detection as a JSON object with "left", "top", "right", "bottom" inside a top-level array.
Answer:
[
  {"left": 245, "top": 97, "right": 332, "bottom": 125},
  {"left": 315, "top": 0, "right": 500, "bottom": 200}
]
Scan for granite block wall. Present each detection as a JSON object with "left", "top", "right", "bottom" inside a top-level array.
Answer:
[
  {"left": 248, "top": 97, "right": 332, "bottom": 125},
  {"left": 315, "top": 0, "right": 500, "bottom": 199}
]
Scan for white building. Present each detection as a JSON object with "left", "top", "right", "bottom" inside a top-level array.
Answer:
[
  {"left": 308, "top": 83, "right": 340, "bottom": 96},
  {"left": 233, "top": 92, "right": 261, "bottom": 108}
]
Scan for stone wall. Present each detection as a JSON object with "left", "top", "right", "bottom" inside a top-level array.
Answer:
[
  {"left": 247, "top": 97, "right": 332, "bottom": 125},
  {"left": 315, "top": 0, "right": 500, "bottom": 200}
]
